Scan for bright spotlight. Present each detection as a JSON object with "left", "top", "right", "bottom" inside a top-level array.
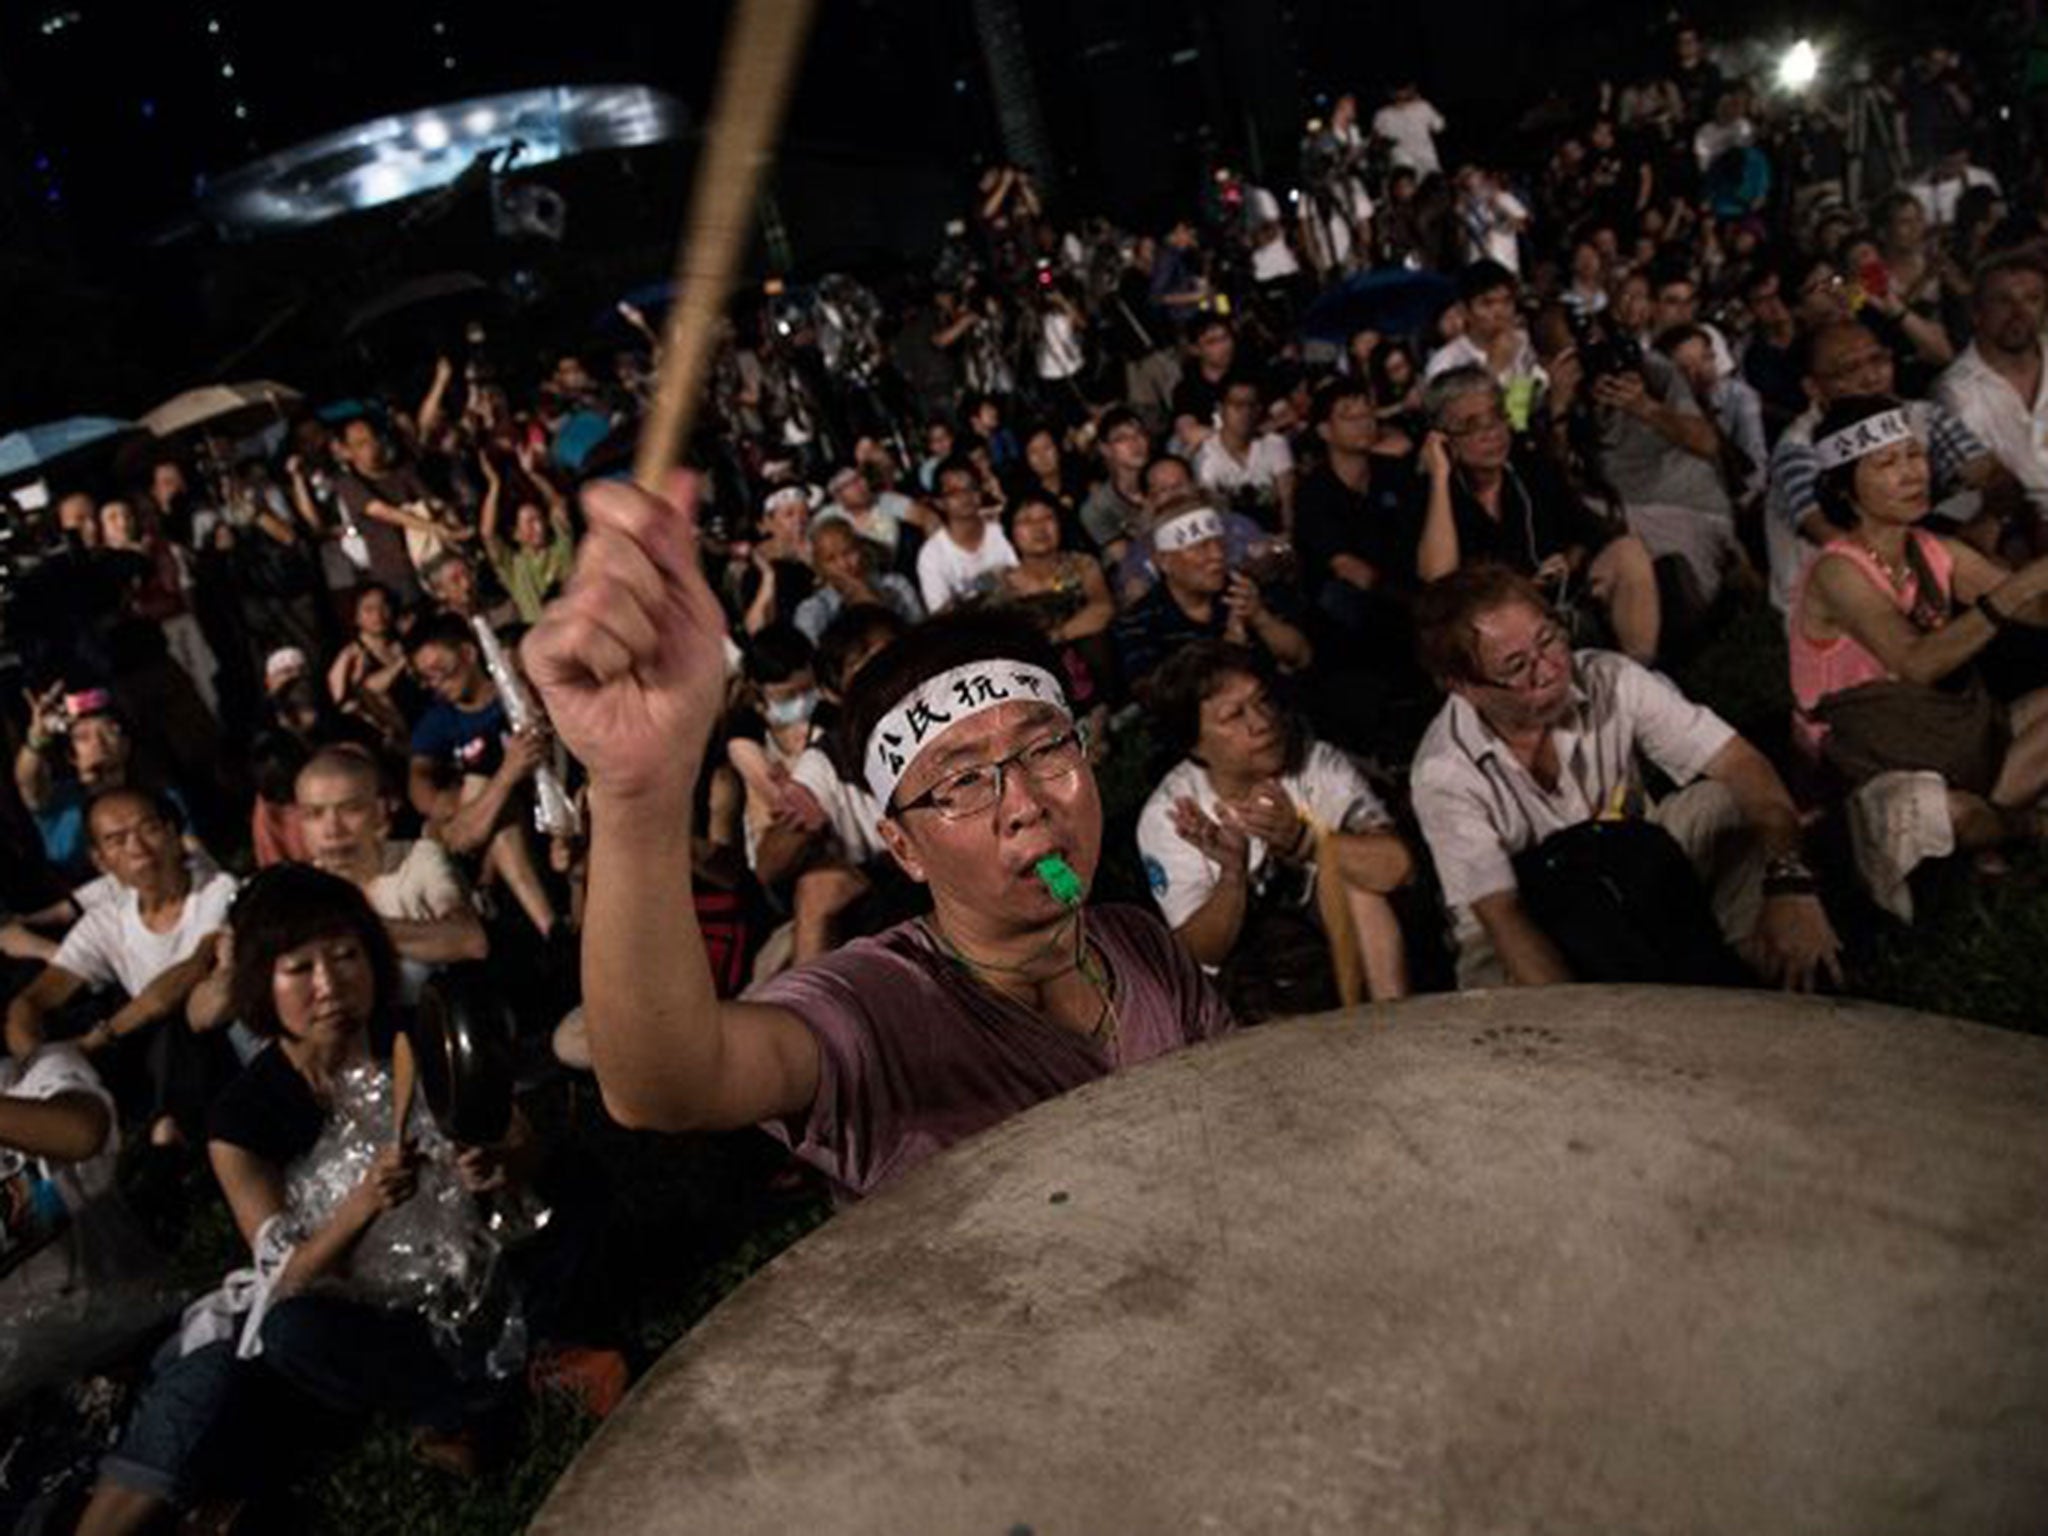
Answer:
[
  {"left": 1778, "top": 39, "right": 1819, "bottom": 92},
  {"left": 414, "top": 117, "right": 451, "bottom": 151}
]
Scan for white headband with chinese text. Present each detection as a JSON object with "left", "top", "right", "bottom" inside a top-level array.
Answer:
[
  {"left": 1154, "top": 507, "right": 1225, "bottom": 553},
  {"left": 865, "top": 661, "right": 1070, "bottom": 806},
  {"left": 1815, "top": 407, "right": 1915, "bottom": 471}
]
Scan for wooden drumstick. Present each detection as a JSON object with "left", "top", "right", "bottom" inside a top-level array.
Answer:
[
  {"left": 633, "top": 0, "right": 818, "bottom": 492},
  {"left": 392, "top": 1030, "right": 417, "bottom": 1145}
]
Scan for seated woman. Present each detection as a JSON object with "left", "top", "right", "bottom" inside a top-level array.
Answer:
[
  {"left": 79, "top": 867, "right": 559, "bottom": 1533},
  {"left": 1135, "top": 641, "right": 1416, "bottom": 1017},
  {"left": 1791, "top": 393, "right": 2048, "bottom": 874},
  {"left": 993, "top": 488, "right": 1118, "bottom": 718},
  {"left": 1414, "top": 364, "right": 1661, "bottom": 664}
]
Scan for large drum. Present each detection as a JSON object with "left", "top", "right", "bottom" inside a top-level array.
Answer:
[{"left": 536, "top": 988, "right": 2048, "bottom": 1534}]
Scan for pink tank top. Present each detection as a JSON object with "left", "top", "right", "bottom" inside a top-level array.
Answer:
[{"left": 1788, "top": 529, "right": 1955, "bottom": 756}]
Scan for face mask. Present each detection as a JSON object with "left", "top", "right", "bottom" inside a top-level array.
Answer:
[{"left": 765, "top": 690, "right": 817, "bottom": 728}]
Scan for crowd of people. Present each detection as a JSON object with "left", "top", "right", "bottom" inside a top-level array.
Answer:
[{"left": 5, "top": 20, "right": 2047, "bottom": 1530}]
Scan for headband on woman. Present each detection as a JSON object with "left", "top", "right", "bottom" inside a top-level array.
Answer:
[{"left": 1814, "top": 407, "right": 1915, "bottom": 471}]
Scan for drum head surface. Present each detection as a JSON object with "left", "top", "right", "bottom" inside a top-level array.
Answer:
[{"left": 536, "top": 987, "right": 2048, "bottom": 1535}]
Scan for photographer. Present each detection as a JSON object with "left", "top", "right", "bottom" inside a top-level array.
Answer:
[
  {"left": 1414, "top": 366, "right": 1661, "bottom": 663},
  {"left": 1535, "top": 301, "right": 1739, "bottom": 621}
]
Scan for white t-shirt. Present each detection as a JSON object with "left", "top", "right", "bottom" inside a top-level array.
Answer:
[
  {"left": 1906, "top": 164, "right": 2000, "bottom": 228},
  {"left": 53, "top": 871, "right": 238, "bottom": 998},
  {"left": 917, "top": 524, "right": 1018, "bottom": 613},
  {"left": 788, "top": 747, "right": 886, "bottom": 867},
  {"left": 1194, "top": 431, "right": 1294, "bottom": 510},
  {"left": 1410, "top": 651, "right": 1734, "bottom": 945},
  {"left": 0, "top": 1046, "right": 118, "bottom": 1295},
  {"left": 817, "top": 489, "right": 916, "bottom": 556},
  {"left": 1373, "top": 99, "right": 1445, "bottom": 175},
  {"left": 1136, "top": 742, "right": 1392, "bottom": 936},
  {"left": 1936, "top": 341, "right": 2048, "bottom": 511},
  {"left": 365, "top": 838, "right": 472, "bottom": 923},
  {"left": 1036, "top": 310, "right": 1085, "bottom": 381}
]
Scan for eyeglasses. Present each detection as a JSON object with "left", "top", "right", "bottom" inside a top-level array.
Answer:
[
  {"left": 1799, "top": 272, "right": 1846, "bottom": 300},
  {"left": 893, "top": 729, "right": 1086, "bottom": 820},
  {"left": 1445, "top": 409, "right": 1510, "bottom": 439},
  {"left": 1475, "top": 624, "right": 1568, "bottom": 691}
]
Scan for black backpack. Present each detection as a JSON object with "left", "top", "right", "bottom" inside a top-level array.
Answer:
[{"left": 1510, "top": 818, "right": 1748, "bottom": 986}]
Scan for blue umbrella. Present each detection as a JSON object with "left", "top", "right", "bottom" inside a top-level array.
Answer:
[
  {"left": 1301, "top": 270, "right": 1457, "bottom": 348},
  {"left": 0, "top": 416, "right": 137, "bottom": 479}
]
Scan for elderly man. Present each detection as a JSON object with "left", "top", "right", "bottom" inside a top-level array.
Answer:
[
  {"left": 1409, "top": 565, "right": 1839, "bottom": 992},
  {"left": 1414, "top": 366, "right": 1661, "bottom": 662},
  {"left": 14, "top": 689, "right": 201, "bottom": 889},
  {"left": 1113, "top": 492, "right": 1312, "bottom": 691},
  {"left": 296, "top": 747, "right": 487, "bottom": 990},
  {"left": 817, "top": 464, "right": 935, "bottom": 563},
  {"left": 522, "top": 480, "right": 1231, "bottom": 1200},
  {"left": 1936, "top": 251, "right": 2048, "bottom": 522},
  {"left": 5, "top": 788, "right": 238, "bottom": 1143},
  {"left": 1765, "top": 319, "right": 2009, "bottom": 617}
]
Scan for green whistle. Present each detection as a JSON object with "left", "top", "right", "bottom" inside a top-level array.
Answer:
[{"left": 1035, "top": 855, "right": 1084, "bottom": 908}]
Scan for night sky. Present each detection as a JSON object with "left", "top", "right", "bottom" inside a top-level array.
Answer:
[{"left": 0, "top": 0, "right": 1985, "bottom": 421}]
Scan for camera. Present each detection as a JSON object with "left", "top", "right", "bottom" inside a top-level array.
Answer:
[{"left": 1567, "top": 308, "right": 1643, "bottom": 383}]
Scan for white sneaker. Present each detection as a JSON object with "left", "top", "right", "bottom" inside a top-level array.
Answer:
[{"left": 1848, "top": 771, "right": 1954, "bottom": 923}]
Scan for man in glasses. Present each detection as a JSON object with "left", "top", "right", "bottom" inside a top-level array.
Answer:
[
  {"left": 523, "top": 479, "right": 1229, "bottom": 1201},
  {"left": 1409, "top": 564, "right": 1839, "bottom": 993}
]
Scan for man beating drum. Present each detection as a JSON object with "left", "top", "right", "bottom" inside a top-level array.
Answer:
[{"left": 523, "top": 475, "right": 1232, "bottom": 1199}]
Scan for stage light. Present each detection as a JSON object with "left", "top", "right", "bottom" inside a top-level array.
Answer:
[
  {"left": 1778, "top": 39, "right": 1819, "bottom": 92},
  {"left": 415, "top": 117, "right": 451, "bottom": 151}
]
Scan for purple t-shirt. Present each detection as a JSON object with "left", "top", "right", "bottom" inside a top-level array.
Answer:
[{"left": 749, "top": 904, "right": 1233, "bottom": 1200}]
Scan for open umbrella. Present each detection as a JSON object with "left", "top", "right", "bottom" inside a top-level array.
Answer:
[
  {"left": 0, "top": 416, "right": 139, "bottom": 479},
  {"left": 143, "top": 381, "right": 303, "bottom": 439},
  {"left": 1302, "top": 269, "right": 1457, "bottom": 348}
]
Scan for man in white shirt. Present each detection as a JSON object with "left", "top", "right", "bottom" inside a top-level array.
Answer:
[
  {"left": 1408, "top": 566, "right": 1838, "bottom": 991},
  {"left": 1426, "top": 261, "right": 1546, "bottom": 425},
  {"left": 1906, "top": 152, "right": 2001, "bottom": 228},
  {"left": 5, "top": 788, "right": 238, "bottom": 1142},
  {"left": 1193, "top": 374, "right": 1297, "bottom": 530},
  {"left": 1372, "top": 83, "right": 1445, "bottom": 177},
  {"left": 295, "top": 747, "right": 488, "bottom": 997},
  {"left": 916, "top": 458, "right": 1017, "bottom": 612},
  {"left": 1935, "top": 251, "right": 2048, "bottom": 517},
  {"left": 7, "top": 790, "right": 236, "bottom": 1056}
]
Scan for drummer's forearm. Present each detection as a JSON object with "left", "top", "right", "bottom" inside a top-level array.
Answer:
[{"left": 583, "top": 786, "right": 719, "bottom": 1125}]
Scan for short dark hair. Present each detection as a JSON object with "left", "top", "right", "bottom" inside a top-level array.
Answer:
[
  {"left": 1310, "top": 375, "right": 1374, "bottom": 431},
  {"left": 838, "top": 609, "right": 1068, "bottom": 810},
  {"left": 1654, "top": 323, "right": 1711, "bottom": 357},
  {"left": 933, "top": 454, "right": 979, "bottom": 493},
  {"left": 85, "top": 784, "right": 178, "bottom": 842},
  {"left": 1456, "top": 259, "right": 1517, "bottom": 306},
  {"left": 1186, "top": 312, "right": 1233, "bottom": 344},
  {"left": 815, "top": 603, "right": 912, "bottom": 698},
  {"left": 745, "top": 623, "right": 815, "bottom": 687},
  {"left": 403, "top": 611, "right": 475, "bottom": 659},
  {"left": 227, "top": 864, "right": 401, "bottom": 1040},
  {"left": 1096, "top": 405, "right": 1145, "bottom": 447},
  {"left": 1413, "top": 565, "right": 1553, "bottom": 686},
  {"left": 1972, "top": 247, "right": 2048, "bottom": 305},
  {"left": 1144, "top": 640, "right": 1305, "bottom": 773},
  {"left": 1001, "top": 485, "right": 1066, "bottom": 542}
]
